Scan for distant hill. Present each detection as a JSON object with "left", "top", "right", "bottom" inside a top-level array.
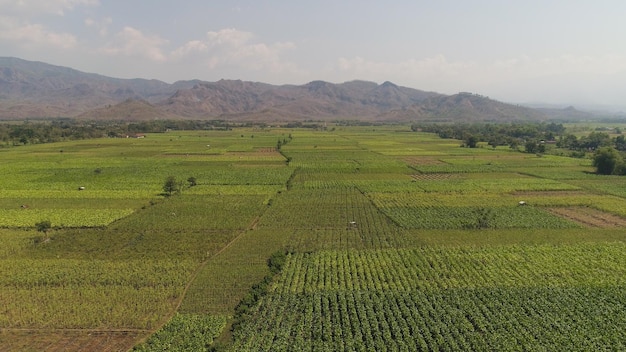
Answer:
[
  {"left": 155, "top": 79, "right": 443, "bottom": 121},
  {"left": 0, "top": 57, "right": 194, "bottom": 118},
  {"left": 0, "top": 56, "right": 596, "bottom": 122},
  {"left": 534, "top": 105, "right": 596, "bottom": 121},
  {"left": 76, "top": 98, "right": 180, "bottom": 121},
  {"left": 378, "top": 93, "right": 547, "bottom": 122}
]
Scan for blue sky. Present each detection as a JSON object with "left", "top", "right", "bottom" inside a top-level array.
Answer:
[{"left": 1, "top": 0, "right": 625, "bottom": 109}]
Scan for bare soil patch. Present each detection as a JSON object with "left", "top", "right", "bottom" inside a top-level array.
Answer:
[
  {"left": 0, "top": 330, "right": 145, "bottom": 352},
  {"left": 512, "top": 191, "right": 589, "bottom": 197},
  {"left": 547, "top": 207, "right": 626, "bottom": 228},
  {"left": 410, "top": 173, "right": 461, "bottom": 181},
  {"left": 401, "top": 156, "right": 446, "bottom": 165}
]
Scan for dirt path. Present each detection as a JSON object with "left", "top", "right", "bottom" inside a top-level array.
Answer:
[
  {"left": 129, "top": 214, "right": 264, "bottom": 350},
  {"left": 0, "top": 213, "right": 265, "bottom": 352},
  {"left": 547, "top": 206, "right": 626, "bottom": 228}
]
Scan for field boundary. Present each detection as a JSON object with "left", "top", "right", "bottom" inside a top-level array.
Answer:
[
  {"left": 547, "top": 206, "right": 626, "bottom": 228},
  {"left": 129, "top": 214, "right": 263, "bottom": 349}
]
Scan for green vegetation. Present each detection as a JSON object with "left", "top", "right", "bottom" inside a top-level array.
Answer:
[
  {"left": 0, "top": 119, "right": 251, "bottom": 146},
  {"left": 162, "top": 175, "right": 180, "bottom": 196},
  {"left": 230, "top": 245, "right": 626, "bottom": 351},
  {"left": 593, "top": 146, "right": 625, "bottom": 175},
  {"left": 1, "top": 123, "right": 626, "bottom": 351},
  {"left": 133, "top": 314, "right": 226, "bottom": 352}
]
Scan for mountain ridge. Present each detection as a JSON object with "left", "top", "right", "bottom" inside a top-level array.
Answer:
[{"left": 0, "top": 56, "right": 588, "bottom": 122}]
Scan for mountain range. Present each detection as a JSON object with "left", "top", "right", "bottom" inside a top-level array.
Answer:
[{"left": 0, "top": 57, "right": 594, "bottom": 122}]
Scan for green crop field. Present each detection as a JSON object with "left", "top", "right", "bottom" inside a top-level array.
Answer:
[{"left": 1, "top": 126, "right": 625, "bottom": 351}]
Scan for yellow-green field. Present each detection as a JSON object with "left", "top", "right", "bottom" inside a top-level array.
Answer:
[{"left": 1, "top": 126, "right": 625, "bottom": 351}]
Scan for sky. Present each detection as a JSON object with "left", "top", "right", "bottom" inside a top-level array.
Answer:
[{"left": 1, "top": 0, "right": 626, "bottom": 110}]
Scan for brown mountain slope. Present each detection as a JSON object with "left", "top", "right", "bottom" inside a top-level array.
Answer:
[
  {"left": 77, "top": 99, "right": 181, "bottom": 121},
  {"left": 0, "top": 57, "right": 195, "bottom": 118},
  {"left": 0, "top": 56, "right": 571, "bottom": 122},
  {"left": 379, "top": 93, "right": 547, "bottom": 122},
  {"left": 158, "top": 79, "right": 443, "bottom": 119}
]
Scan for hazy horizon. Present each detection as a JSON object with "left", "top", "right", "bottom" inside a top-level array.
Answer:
[{"left": 1, "top": 1, "right": 625, "bottom": 111}]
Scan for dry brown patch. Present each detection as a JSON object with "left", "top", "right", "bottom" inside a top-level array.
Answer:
[
  {"left": 511, "top": 191, "right": 588, "bottom": 197},
  {"left": 0, "top": 330, "right": 145, "bottom": 352},
  {"left": 253, "top": 147, "right": 279, "bottom": 154},
  {"left": 401, "top": 156, "right": 446, "bottom": 165},
  {"left": 410, "top": 174, "right": 461, "bottom": 181},
  {"left": 547, "top": 207, "right": 626, "bottom": 228}
]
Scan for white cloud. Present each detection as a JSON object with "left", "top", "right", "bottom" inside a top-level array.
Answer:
[
  {"left": 100, "top": 26, "right": 168, "bottom": 62},
  {"left": 98, "top": 27, "right": 298, "bottom": 74},
  {"left": 336, "top": 55, "right": 475, "bottom": 87},
  {"left": 205, "top": 28, "right": 253, "bottom": 49},
  {"left": 334, "top": 53, "right": 626, "bottom": 95},
  {"left": 0, "top": 0, "right": 99, "bottom": 16},
  {"left": 84, "top": 16, "right": 112, "bottom": 37},
  {"left": 170, "top": 40, "right": 208, "bottom": 58},
  {"left": 171, "top": 28, "right": 299, "bottom": 74},
  {"left": 0, "top": 0, "right": 97, "bottom": 51},
  {"left": 0, "top": 21, "right": 77, "bottom": 49}
]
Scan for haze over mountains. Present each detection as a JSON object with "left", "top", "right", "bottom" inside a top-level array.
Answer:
[{"left": 0, "top": 57, "right": 599, "bottom": 122}]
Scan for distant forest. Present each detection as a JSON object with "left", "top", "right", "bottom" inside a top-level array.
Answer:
[
  {"left": 413, "top": 122, "right": 625, "bottom": 155},
  {"left": 0, "top": 119, "right": 247, "bottom": 146},
  {"left": 0, "top": 119, "right": 347, "bottom": 147}
]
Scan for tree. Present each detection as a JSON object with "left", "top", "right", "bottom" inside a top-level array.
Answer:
[
  {"left": 615, "top": 135, "right": 626, "bottom": 151},
  {"left": 592, "top": 147, "right": 622, "bottom": 175},
  {"left": 557, "top": 134, "right": 578, "bottom": 149},
  {"left": 187, "top": 176, "right": 197, "bottom": 187},
  {"left": 35, "top": 220, "right": 52, "bottom": 241},
  {"left": 463, "top": 208, "right": 493, "bottom": 229},
  {"left": 163, "top": 176, "right": 180, "bottom": 196},
  {"left": 466, "top": 135, "right": 478, "bottom": 148},
  {"left": 580, "top": 131, "right": 611, "bottom": 150},
  {"left": 524, "top": 140, "right": 538, "bottom": 154},
  {"left": 537, "top": 143, "right": 546, "bottom": 154}
]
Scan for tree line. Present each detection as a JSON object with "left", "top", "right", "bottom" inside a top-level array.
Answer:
[
  {"left": 0, "top": 119, "right": 251, "bottom": 147},
  {"left": 412, "top": 122, "right": 566, "bottom": 151},
  {"left": 412, "top": 122, "right": 626, "bottom": 175}
]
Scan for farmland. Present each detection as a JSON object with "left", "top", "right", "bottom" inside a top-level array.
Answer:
[{"left": 1, "top": 125, "right": 626, "bottom": 351}]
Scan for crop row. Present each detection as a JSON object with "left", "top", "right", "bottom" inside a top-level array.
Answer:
[
  {"left": 275, "top": 244, "right": 626, "bottom": 294},
  {"left": 179, "top": 228, "right": 293, "bottom": 315},
  {"left": 380, "top": 205, "right": 580, "bottom": 229},
  {"left": 0, "top": 189, "right": 158, "bottom": 199},
  {"left": 229, "top": 287, "right": 626, "bottom": 351},
  {"left": 0, "top": 258, "right": 194, "bottom": 288},
  {"left": 0, "top": 258, "right": 193, "bottom": 329},
  {"left": 258, "top": 188, "right": 401, "bottom": 248},
  {"left": 110, "top": 194, "right": 268, "bottom": 232},
  {"left": 133, "top": 313, "right": 227, "bottom": 352},
  {"left": 368, "top": 192, "right": 514, "bottom": 208},
  {"left": 0, "top": 208, "right": 134, "bottom": 227},
  {"left": 229, "top": 243, "right": 626, "bottom": 350},
  {"left": 0, "top": 285, "right": 183, "bottom": 329}
]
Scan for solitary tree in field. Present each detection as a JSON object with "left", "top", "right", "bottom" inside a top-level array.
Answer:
[
  {"left": 187, "top": 176, "right": 197, "bottom": 187},
  {"left": 593, "top": 147, "right": 622, "bottom": 175},
  {"left": 163, "top": 176, "right": 180, "bottom": 196},
  {"left": 35, "top": 220, "right": 52, "bottom": 241},
  {"left": 466, "top": 135, "right": 478, "bottom": 148}
]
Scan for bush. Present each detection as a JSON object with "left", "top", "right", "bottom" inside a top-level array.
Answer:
[{"left": 592, "top": 147, "right": 623, "bottom": 175}]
